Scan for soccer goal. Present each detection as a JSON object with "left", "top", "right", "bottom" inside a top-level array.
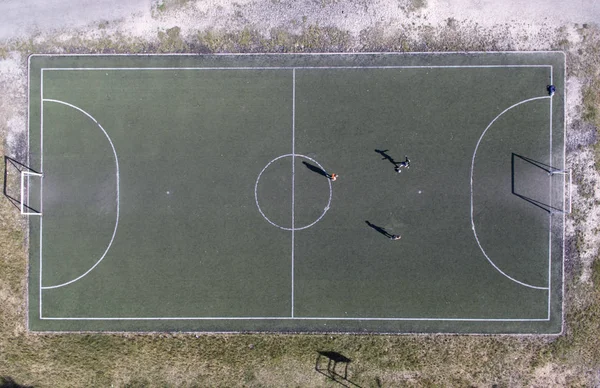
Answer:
[
  {"left": 511, "top": 153, "right": 571, "bottom": 215},
  {"left": 550, "top": 168, "right": 572, "bottom": 214},
  {"left": 3, "top": 156, "right": 43, "bottom": 215}
]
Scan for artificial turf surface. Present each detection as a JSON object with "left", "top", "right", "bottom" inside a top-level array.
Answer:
[{"left": 26, "top": 53, "right": 564, "bottom": 333}]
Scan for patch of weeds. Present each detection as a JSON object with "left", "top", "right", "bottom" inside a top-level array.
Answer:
[
  {"left": 296, "top": 24, "right": 351, "bottom": 52},
  {"left": 582, "top": 79, "right": 600, "bottom": 170},
  {"left": 197, "top": 28, "right": 262, "bottom": 52},
  {"left": 157, "top": 26, "right": 188, "bottom": 52},
  {"left": 12, "top": 38, "right": 36, "bottom": 56},
  {"left": 243, "top": 369, "right": 256, "bottom": 383},
  {"left": 546, "top": 251, "right": 600, "bottom": 371},
  {"left": 398, "top": 0, "right": 427, "bottom": 14},
  {"left": 197, "top": 25, "right": 351, "bottom": 53},
  {"left": 408, "top": 0, "right": 427, "bottom": 12},
  {"left": 593, "top": 256, "right": 600, "bottom": 290},
  {"left": 583, "top": 80, "right": 600, "bottom": 127},
  {"left": 550, "top": 297, "right": 600, "bottom": 367},
  {"left": 196, "top": 29, "right": 260, "bottom": 53},
  {"left": 123, "top": 378, "right": 153, "bottom": 388},
  {"left": 197, "top": 30, "right": 227, "bottom": 52},
  {"left": 358, "top": 26, "right": 407, "bottom": 52},
  {"left": 551, "top": 26, "right": 571, "bottom": 50},
  {"left": 575, "top": 229, "right": 585, "bottom": 256},
  {"left": 553, "top": 38, "right": 571, "bottom": 50},
  {"left": 237, "top": 27, "right": 261, "bottom": 51},
  {"left": 266, "top": 28, "right": 294, "bottom": 52},
  {"left": 569, "top": 203, "right": 585, "bottom": 226},
  {"left": 446, "top": 17, "right": 458, "bottom": 30},
  {"left": 572, "top": 165, "right": 595, "bottom": 200}
]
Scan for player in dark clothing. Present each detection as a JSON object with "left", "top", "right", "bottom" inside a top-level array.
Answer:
[{"left": 395, "top": 156, "right": 410, "bottom": 173}]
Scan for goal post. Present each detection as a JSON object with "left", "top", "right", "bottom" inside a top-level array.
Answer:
[
  {"left": 3, "top": 156, "right": 43, "bottom": 216},
  {"left": 549, "top": 168, "right": 572, "bottom": 214},
  {"left": 20, "top": 170, "right": 43, "bottom": 215}
]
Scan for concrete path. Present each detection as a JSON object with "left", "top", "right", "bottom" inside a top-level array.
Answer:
[
  {"left": 0, "top": 0, "right": 150, "bottom": 40},
  {"left": 0, "top": 0, "right": 598, "bottom": 41}
]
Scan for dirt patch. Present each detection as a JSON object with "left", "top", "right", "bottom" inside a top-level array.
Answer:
[{"left": 0, "top": 52, "right": 27, "bottom": 161}]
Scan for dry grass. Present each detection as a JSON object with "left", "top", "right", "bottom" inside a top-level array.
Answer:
[{"left": 1, "top": 22, "right": 600, "bottom": 388}]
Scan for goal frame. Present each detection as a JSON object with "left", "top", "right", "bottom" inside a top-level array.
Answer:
[{"left": 3, "top": 156, "right": 43, "bottom": 216}]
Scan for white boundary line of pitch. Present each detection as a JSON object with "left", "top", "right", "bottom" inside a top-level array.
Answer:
[
  {"left": 548, "top": 67, "right": 553, "bottom": 319},
  {"left": 29, "top": 51, "right": 566, "bottom": 56},
  {"left": 26, "top": 55, "right": 31, "bottom": 330},
  {"left": 39, "top": 68, "right": 43, "bottom": 319},
  {"left": 562, "top": 53, "right": 567, "bottom": 333},
  {"left": 41, "top": 316, "right": 550, "bottom": 321},
  {"left": 38, "top": 64, "right": 555, "bottom": 323},
  {"left": 42, "top": 65, "right": 552, "bottom": 71}
]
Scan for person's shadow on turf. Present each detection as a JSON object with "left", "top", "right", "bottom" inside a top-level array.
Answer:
[
  {"left": 365, "top": 221, "right": 395, "bottom": 239},
  {"left": 374, "top": 149, "right": 398, "bottom": 166},
  {"left": 302, "top": 161, "right": 329, "bottom": 177}
]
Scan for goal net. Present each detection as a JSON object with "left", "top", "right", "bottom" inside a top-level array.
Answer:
[{"left": 3, "top": 156, "right": 43, "bottom": 215}]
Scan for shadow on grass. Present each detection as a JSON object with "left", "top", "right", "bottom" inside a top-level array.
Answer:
[
  {"left": 0, "top": 377, "right": 34, "bottom": 388},
  {"left": 315, "top": 351, "right": 362, "bottom": 388}
]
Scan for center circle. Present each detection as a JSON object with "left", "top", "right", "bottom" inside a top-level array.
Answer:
[{"left": 254, "top": 154, "right": 332, "bottom": 231}]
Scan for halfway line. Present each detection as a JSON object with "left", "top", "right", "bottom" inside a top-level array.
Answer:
[{"left": 291, "top": 69, "right": 296, "bottom": 317}]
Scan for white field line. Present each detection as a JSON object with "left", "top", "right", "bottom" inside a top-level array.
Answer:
[
  {"left": 254, "top": 154, "right": 332, "bottom": 231},
  {"left": 291, "top": 69, "right": 296, "bottom": 318},
  {"left": 548, "top": 66, "right": 553, "bottom": 319},
  {"left": 40, "top": 316, "right": 550, "bottom": 321},
  {"left": 561, "top": 54, "right": 567, "bottom": 334},
  {"left": 26, "top": 54, "right": 31, "bottom": 329},
  {"left": 40, "top": 99, "right": 120, "bottom": 290},
  {"left": 470, "top": 96, "right": 551, "bottom": 291},
  {"left": 41, "top": 65, "right": 552, "bottom": 71},
  {"left": 35, "top": 61, "right": 560, "bottom": 324},
  {"left": 39, "top": 69, "right": 43, "bottom": 318},
  {"left": 29, "top": 51, "right": 566, "bottom": 57}
]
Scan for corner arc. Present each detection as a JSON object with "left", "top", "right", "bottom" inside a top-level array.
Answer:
[
  {"left": 41, "top": 99, "right": 120, "bottom": 290},
  {"left": 470, "top": 96, "right": 550, "bottom": 291}
]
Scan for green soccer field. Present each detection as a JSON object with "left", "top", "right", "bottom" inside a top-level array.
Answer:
[{"left": 24, "top": 53, "right": 565, "bottom": 333}]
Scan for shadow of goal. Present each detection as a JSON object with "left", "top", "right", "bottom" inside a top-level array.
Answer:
[
  {"left": 315, "top": 351, "right": 362, "bottom": 388},
  {"left": 3, "top": 156, "right": 43, "bottom": 215},
  {"left": 511, "top": 153, "right": 571, "bottom": 214}
]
